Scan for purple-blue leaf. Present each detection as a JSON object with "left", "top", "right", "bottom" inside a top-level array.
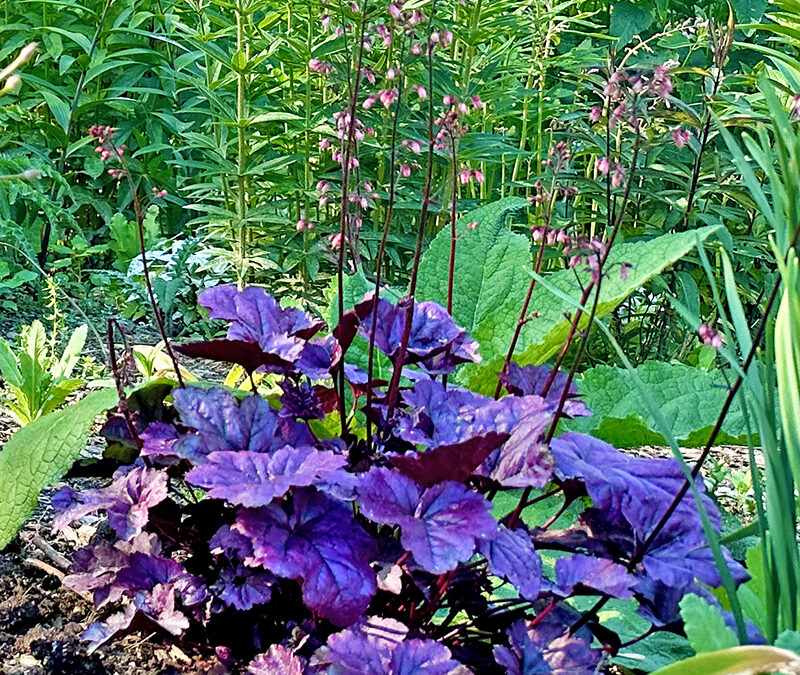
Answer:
[
  {"left": 555, "top": 554, "right": 636, "bottom": 599},
  {"left": 214, "top": 562, "right": 274, "bottom": 610},
  {"left": 248, "top": 645, "right": 305, "bottom": 675},
  {"left": 311, "top": 617, "right": 408, "bottom": 674},
  {"left": 500, "top": 363, "right": 590, "bottom": 418},
  {"left": 478, "top": 526, "right": 542, "bottom": 601},
  {"left": 550, "top": 432, "right": 720, "bottom": 538},
  {"left": 551, "top": 432, "right": 746, "bottom": 602},
  {"left": 233, "top": 488, "right": 377, "bottom": 626},
  {"left": 185, "top": 447, "right": 347, "bottom": 506},
  {"left": 389, "top": 639, "right": 465, "bottom": 674},
  {"left": 82, "top": 605, "right": 136, "bottom": 652},
  {"left": 493, "top": 619, "right": 600, "bottom": 675},
  {"left": 357, "top": 296, "right": 480, "bottom": 374},
  {"left": 394, "top": 381, "right": 554, "bottom": 488},
  {"left": 199, "top": 285, "right": 324, "bottom": 343},
  {"left": 311, "top": 618, "right": 464, "bottom": 674},
  {"left": 357, "top": 468, "right": 497, "bottom": 574},
  {"left": 170, "top": 388, "right": 313, "bottom": 462},
  {"left": 52, "top": 466, "right": 168, "bottom": 541}
]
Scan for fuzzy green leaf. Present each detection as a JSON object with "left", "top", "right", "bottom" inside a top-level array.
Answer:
[
  {"left": 462, "top": 225, "right": 721, "bottom": 394},
  {"left": 568, "top": 361, "right": 752, "bottom": 447},
  {"left": 416, "top": 196, "right": 530, "bottom": 341},
  {"left": 680, "top": 593, "right": 739, "bottom": 654},
  {"left": 610, "top": 1, "right": 654, "bottom": 45},
  {"left": 0, "top": 388, "right": 118, "bottom": 550}
]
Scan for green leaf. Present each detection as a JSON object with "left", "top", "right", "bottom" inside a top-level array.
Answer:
[
  {"left": 775, "top": 630, "right": 800, "bottom": 655},
  {"left": 54, "top": 325, "right": 87, "bottom": 380},
  {"left": 680, "top": 593, "right": 739, "bottom": 654},
  {"left": 41, "top": 90, "right": 71, "bottom": 133},
  {"left": 0, "top": 340, "right": 22, "bottom": 389},
  {"left": 599, "top": 599, "right": 693, "bottom": 673},
  {"left": 730, "top": 0, "right": 767, "bottom": 23},
  {"left": 568, "top": 361, "right": 753, "bottom": 447},
  {"left": 649, "top": 646, "right": 800, "bottom": 675},
  {"left": 0, "top": 388, "right": 118, "bottom": 550},
  {"left": 610, "top": 1, "right": 654, "bottom": 45},
  {"left": 461, "top": 225, "right": 721, "bottom": 394},
  {"left": 738, "top": 545, "right": 767, "bottom": 633},
  {"left": 416, "top": 196, "right": 530, "bottom": 330},
  {"left": 415, "top": 197, "right": 530, "bottom": 390}
]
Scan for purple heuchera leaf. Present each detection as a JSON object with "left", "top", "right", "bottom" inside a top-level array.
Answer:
[
  {"left": 297, "top": 335, "right": 342, "bottom": 380},
  {"left": 493, "top": 619, "right": 600, "bottom": 675},
  {"left": 185, "top": 447, "right": 347, "bottom": 507},
  {"left": 550, "top": 432, "right": 721, "bottom": 538},
  {"left": 248, "top": 645, "right": 305, "bottom": 675},
  {"left": 500, "top": 363, "right": 590, "bottom": 418},
  {"left": 133, "top": 582, "right": 190, "bottom": 635},
  {"left": 197, "top": 285, "right": 339, "bottom": 378},
  {"left": 139, "top": 422, "right": 180, "bottom": 459},
  {"left": 389, "top": 640, "right": 466, "bottom": 674},
  {"left": 82, "top": 604, "right": 136, "bottom": 652},
  {"left": 53, "top": 466, "right": 168, "bottom": 541},
  {"left": 358, "top": 296, "right": 480, "bottom": 374},
  {"left": 311, "top": 617, "right": 407, "bottom": 674},
  {"left": 234, "top": 488, "right": 377, "bottom": 626},
  {"left": 311, "top": 617, "right": 464, "bottom": 674},
  {"left": 476, "top": 398, "right": 555, "bottom": 488},
  {"left": 555, "top": 554, "right": 636, "bottom": 599},
  {"left": 394, "top": 381, "right": 555, "bottom": 488},
  {"left": 67, "top": 534, "right": 206, "bottom": 648},
  {"left": 64, "top": 532, "right": 161, "bottom": 608},
  {"left": 551, "top": 432, "right": 746, "bottom": 600},
  {"left": 357, "top": 467, "right": 497, "bottom": 574},
  {"left": 200, "top": 285, "right": 324, "bottom": 343},
  {"left": 214, "top": 562, "right": 274, "bottom": 610},
  {"left": 478, "top": 525, "right": 542, "bottom": 601},
  {"left": 169, "top": 388, "right": 313, "bottom": 462}
]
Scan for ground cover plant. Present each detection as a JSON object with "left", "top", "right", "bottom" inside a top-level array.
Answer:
[{"left": 4, "top": 0, "right": 800, "bottom": 673}]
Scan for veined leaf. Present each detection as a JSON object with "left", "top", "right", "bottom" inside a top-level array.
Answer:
[
  {"left": 568, "top": 361, "right": 753, "bottom": 447},
  {"left": 0, "top": 388, "right": 118, "bottom": 550},
  {"left": 417, "top": 207, "right": 720, "bottom": 393},
  {"left": 679, "top": 593, "right": 739, "bottom": 654}
]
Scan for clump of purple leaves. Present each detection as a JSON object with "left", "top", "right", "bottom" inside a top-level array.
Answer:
[{"left": 52, "top": 284, "right": 747, "bottom": 673}]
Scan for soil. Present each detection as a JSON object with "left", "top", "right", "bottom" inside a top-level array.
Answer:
[{"left": 0, "top": 501, "right": 227, "bottom": 675}]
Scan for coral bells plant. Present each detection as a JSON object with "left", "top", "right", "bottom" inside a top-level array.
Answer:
[{"left": 52, "top": 284, "right": 747, "bottom": 672}]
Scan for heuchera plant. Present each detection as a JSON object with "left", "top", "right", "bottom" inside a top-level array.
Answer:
[{"left": 52, "top": 284, "right": 747, "bottom": 673}]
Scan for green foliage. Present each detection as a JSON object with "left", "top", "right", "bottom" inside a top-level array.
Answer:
[
  {"left": 649, "top": 646, "right": 800, "bottom": 675},
  {"left": 0, "top": 387, "right": 117, "bottom": 550},
  {"left": 0, "top": 261, "right": 36, "bottom": 310},
  {"left": 0, "top": 320, "right": 87, "bottom": 425},
  {"left": 415, "top": 210, "right": 722, "bottom": 393},
  {"left": 108, "top": 206, "right": 159, "bottom": 272},
  {"left": 610, "top": 1, "right": 654, "bottom": 46},
  {"left": 598, "top": 599, "right": 694, "bottom": 673},
  {"left": 569, "top": 361, "right": 753, "bottom": 447},
  {"left": 775, "top": 630, "right": 800, "bottom": 654},
  {"left": 680, "top": 593, "right": 739, "bottom": 654}
]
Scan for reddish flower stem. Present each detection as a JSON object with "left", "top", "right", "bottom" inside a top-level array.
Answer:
[{"left": 385, "top": 1, "right": 438, "bottom": 421}]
